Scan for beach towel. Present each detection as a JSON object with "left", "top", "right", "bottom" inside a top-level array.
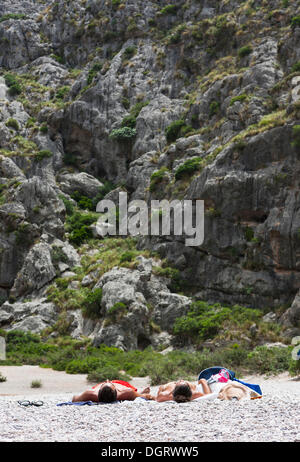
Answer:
[
  {"left": 92, "top": 380, "right": 137, "bottom": 391},
  {"left": 57, "top": 400, "right": 120, "bottom": 406},
  {"left": 232, "top": 378, "right": 262, "bottom": 396},
  {"left": 198, "top": 366, "right": 262, "bottom": 396}
]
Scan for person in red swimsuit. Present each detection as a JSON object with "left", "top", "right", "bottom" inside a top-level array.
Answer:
[{"left": 72, "top": 379, "right": 154, "bottom": 403}]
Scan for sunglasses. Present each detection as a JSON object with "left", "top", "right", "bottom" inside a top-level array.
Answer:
[{"left": 17, "top": 400, "right": 44, "bottom": 407}]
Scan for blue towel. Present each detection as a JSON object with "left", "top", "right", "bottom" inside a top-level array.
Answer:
[
  {"left": 232, "top": 379, "right": 262, "bottom": 396},
  {"left": 57, "top": 401, "right": 120, "bottom": 406}
]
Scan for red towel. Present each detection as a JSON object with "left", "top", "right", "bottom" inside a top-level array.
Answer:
[{"left": 92, "top": 380, "right": 137, "bottom": 392}]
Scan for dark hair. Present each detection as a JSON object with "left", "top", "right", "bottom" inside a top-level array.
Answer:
[
  {"left": 172, "top": 384, "right": 192, "bottom": 403},
  {"left": 98, "top": 385, "right": 117, "bottom": 403}
]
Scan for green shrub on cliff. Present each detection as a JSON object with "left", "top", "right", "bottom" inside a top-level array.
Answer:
[
  {"left": 0, "top": 13, "right": 26, "bottom": 22},
  {"left": 160, "top": 5, "right": 179, "bottom": 15},
  {"left": 66, "top": 211, "right": 98, "bottom": 245},
  {"left": 292, "top": 125, "right": 300, "bottom": 149},
  {"left": 109, "top": 127, "right": 137, "bottom": 140},
  {"left": 165, "top": 119, "right": 189, "bottom": 142},
  {"left": 291, "top": 16, "right": 300, "bottom": 29},
  {"left": 149, "top": 167, "right": 169, "bottom": 191},
  {"left": 174, "top": 157, "right": 202, "bottom": 180},
  {"left": 238, "top": 45, "right": 253, "bottom": 58},
  {"left": 4, "top": 73, "right": 22, "bottom": 96}
]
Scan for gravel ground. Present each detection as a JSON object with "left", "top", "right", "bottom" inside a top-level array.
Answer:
[{"left": 0, "top": 368, "right": 299, "bottom": 442}]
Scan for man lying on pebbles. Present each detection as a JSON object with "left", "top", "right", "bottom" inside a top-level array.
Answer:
[
  {"left": 72, "top": 379, "right": 155, "bottom": 403},
  {"left": 155, "top": 378, "right": 212, "bottom": 403}
]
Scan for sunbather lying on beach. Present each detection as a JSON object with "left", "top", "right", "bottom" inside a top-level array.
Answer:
[
  {"left": 72, "top": 379, "right": 155, "bottom": 403},
  {"left": 156, "top": 378, "right": 212, "bottom": 403},
  {"left": 217, "top": 382, "right": 262, "bottom": 401}
]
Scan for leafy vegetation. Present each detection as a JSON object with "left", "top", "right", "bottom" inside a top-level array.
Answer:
[
  {"left": 291, "top": 61, "right": 300, "bottom": 73},
  {"left": 70, "top": 191, "right": 94, "bottom": 211},
  {"left": 238, "top": 45, "right": 253, "bottom": 58},
  {"left": 209, "top": 101, "right": 220, "bottom": 117},
  {"left": 291, "top": 125, "right": 300, "bottom": 149},
  {"left": 0, "top": 330, "right": 294, "bottom": 384},
  {"left": 106, "top": 302, "right": 128, "bottom": 323},
  {"left": 174, "top": 157, "right": 202, "bottom": 181},
  {"left": 173, "top": 301, "right": 263, "bottom": 343},
  {"left": 230, "top": 94, "right": 248, "bottom": 106},
  {"left": 109, "top": 126, "right": 137, "bottom": 140},
  {"left": 5, "top": 118, "right": 19, "bottom": 131},
  {"left": 55, "top": 86, "right": 70, "bottom": 100},
  {"left": 81, "top": 288, "right": 103, "bottom": 319},
  {"left": 121, "top": 101, "right": 149, "bottom": 128},
  {"left": 87, "top": 62, "right": 102, "bottom": 85},
  {"left": 65, "top": 210, "right": 99, "bottom": 245},
  {"left": 122, "top": 46, "right": 137, "bottom": 61},
  {"left": 35, "top": 150, "right": 53, "bottom": 162},
  {"left": 165, "top": 120, "right": 192, "bottom": 142},
  {"left": 0, "top": 13, "right": 27, "bottom": 22},
  {"left": 31, "top": 379, "right": 42, "bottom": 388},
  {"left": 149, "top": 167, "right": 169, "bottom": 192},
  {"left": 291, "top": 16, "right": 300, "bottom": 29},
  {"left": 160, "top": 5, "right": 179, "bottom": 15},
  {"left": 4, "top": 73, "right": 22, "bottom": 96}
]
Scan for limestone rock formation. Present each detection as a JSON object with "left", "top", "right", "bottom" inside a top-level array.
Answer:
[{"left": 0, "top": 0, "right": 299, "bottom": 350}]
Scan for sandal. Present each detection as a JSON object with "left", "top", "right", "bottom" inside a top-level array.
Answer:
[{"left": 17, "top": 400, "right": 44, "bottom": 407}]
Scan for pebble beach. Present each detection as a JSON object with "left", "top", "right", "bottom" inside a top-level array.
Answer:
[{"left": 0, "top": 368, "right": 299, "bottom": 443}]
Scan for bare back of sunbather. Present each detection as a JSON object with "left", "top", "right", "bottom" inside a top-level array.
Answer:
[
  {"left": 156, "top": 379, "right": 211, "bottom": 403},
  {"left": 72, "top": 380, "right": 153, "bottom": 403}
]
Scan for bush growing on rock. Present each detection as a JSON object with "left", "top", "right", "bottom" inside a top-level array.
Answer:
[
  {"left": 66, "top": 211, "right": 98, "bottom": 245},
  {"left": 165, "top": 119, "right": 188, "bottom": 142},
  {"left": 120, "top": 101, "right": 149, "bottom": 129},
  {"left": 160, "top": 4, "right": 179, "bottom": 15},
  {"left": 292, "top": 125, "right": 300, "bottom": 149},
  {"left": 35, "top": 150, "right": 53, "bottom": 162},
  {"left": 291, "top": 16, "right": 300, "bottom": 29},
  {"left": 4, "top": 73, "right": 22, "bottom": 96},
  {"left": 291, "top": 61, "right": 300, "bottom": 73},
  {"left": 81, "top": 288, "right": 103, "bottom": 319},
  {"left": 5, "top": 118, "right": 19, "bottom": 131},
  {"left": 55, "top": 86, "right": 70, "bottom": 100},
  {"left": 238, "top": 45, "right": 253, "bottom": 58},
  {"left": 71, "top": 191, "right": 94, "bottom": 211},
  {"left": 174, "top": 157, "right": 202, "bottom": 181},
  {"left": 122, "top": 46, "right": 137, "bottom": 61},
  {"left": 106, "top": 302, "right": 128, "bottom": 323},
  {"left": 149, "top": 167, "right": 169, "bottom": 192},
  {"left": 87, "top": 62, "right": 102, "bottom": 85},
  {"left": 109, "top": 127, "right": 137, "bottom": 141},
  {"left": 230, "top": 94, "right": 248, "bottom": 106},
  {"left": 209, "top": 100, "right": 220, "bottom": 117}
]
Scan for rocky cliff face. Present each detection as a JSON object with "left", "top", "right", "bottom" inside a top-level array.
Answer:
[{"left": 0, "top": 0, "right": 300, "bottom": 349}]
